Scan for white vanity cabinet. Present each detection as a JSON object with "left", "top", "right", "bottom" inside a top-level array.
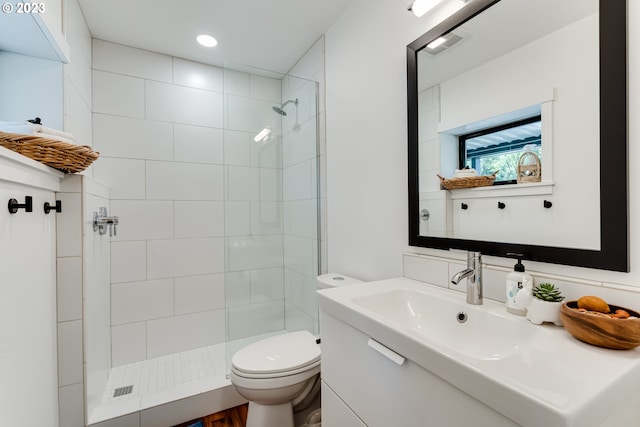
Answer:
[
  {"left": 320, "top": 311, "right": 517, "bottom": 426},
  {"left": 0, "top": 148, "right": 62, "bottom": 426},
  {"left": 321, "top": 381, "right": 366, "bottom": 427},
  {"left": 319, "top": 278, "right": 640, "bottom": 426}
]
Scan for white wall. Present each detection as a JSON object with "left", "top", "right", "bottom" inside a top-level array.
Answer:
[
  {"left": 57, "top": 0, "right": 96, "bottom": 425},
  {"left": 325, "top": 0, "right": 460, "bottom": 280},
  {"left": 325, "top": 0, "right": 640, "bottom": 288},
  {"left": 0, "top": 52, "right": 64, "bottom": 129}
]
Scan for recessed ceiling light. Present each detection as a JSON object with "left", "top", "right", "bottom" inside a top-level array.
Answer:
[{"left": 197, "top": 34, "right": 218, "bottom": 47}]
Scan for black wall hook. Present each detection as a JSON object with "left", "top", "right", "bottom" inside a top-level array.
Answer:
[
  {"left": 461, "top": 203, "right": 468, "bottom": 210},
  {"left": 44, "top": 200, "right": 62, "bottom": 214},
  {"left": 498, "top": 202, "right": 506, "bottom": 209},
  {"left": 8, "top": 196, "right": 33, "bottom": 214},
  {"left": 543, "top": 200, "right": 553, "bottom": 208}
]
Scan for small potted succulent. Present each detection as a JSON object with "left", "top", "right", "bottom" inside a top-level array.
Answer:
[{"left": 516, "top": 282, "right": 565, "bottom": 325}]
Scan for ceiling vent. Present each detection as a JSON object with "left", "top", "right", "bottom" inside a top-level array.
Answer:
[{"left": 425, "top": 33, "right": 463, "bottom": 55}]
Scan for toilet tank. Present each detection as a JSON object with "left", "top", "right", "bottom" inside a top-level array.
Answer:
[{"left": 317, "top": 273, "right": 363, "bottom": 290}]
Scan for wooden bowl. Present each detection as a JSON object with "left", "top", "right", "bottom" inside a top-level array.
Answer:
[{"left": 560, "top": 301, "right": 640, "bottom": 350}]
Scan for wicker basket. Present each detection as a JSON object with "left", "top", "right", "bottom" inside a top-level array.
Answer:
[
  {"left": 437, "top": 172, "right": 497, "bottom": 190},
  {"left": 0, "top": 130, "right": 99, "bottom": 173},
  {"left": 517, "top": 151, "right": 541, "bottom": 183}
]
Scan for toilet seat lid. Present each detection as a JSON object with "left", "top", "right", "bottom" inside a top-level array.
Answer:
[{"left": 232, "top": 331, "right": 320, "bottom": 375}]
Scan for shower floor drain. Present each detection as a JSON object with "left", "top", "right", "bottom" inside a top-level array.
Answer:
[{"left": 113, "top": 385, "right": 133, "bottom": 398}]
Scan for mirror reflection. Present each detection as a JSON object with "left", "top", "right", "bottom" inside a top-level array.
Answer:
[
  {"left": 407, "top": 0, "right": 628, "bottom": 272},
  {"left": 416, "top": 0, "right": 599, "bottom": 249}
]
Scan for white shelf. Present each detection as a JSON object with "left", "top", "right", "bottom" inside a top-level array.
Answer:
[
  {"left": 0, "top": 5, "right": 70, "bottom": 63},
  {"left": 448, "top": 181, "right": 554, "bottom": 200}
]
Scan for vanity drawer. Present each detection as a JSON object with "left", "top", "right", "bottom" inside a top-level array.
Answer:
[
  {"left": 321, "top": 380, "right": 366, "bottom": 427},
  {"left": 320, "top": 311, "right": 518, "bottom": 427}
]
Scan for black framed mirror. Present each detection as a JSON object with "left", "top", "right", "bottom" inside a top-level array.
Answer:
[{"left": 407, "top": 0, "right": 628, "bottom": 271}]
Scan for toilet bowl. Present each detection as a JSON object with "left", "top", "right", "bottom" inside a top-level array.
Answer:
[
  {"left": 230, "top": 330, "right": 321, "bottom": 427},
  {"left": 229, "top": 273, "right": 362, "bottom": 427}
]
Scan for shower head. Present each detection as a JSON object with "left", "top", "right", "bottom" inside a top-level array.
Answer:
[
  {"left": 272, "top": 106, "right": 287, "bottom": 116},
  {"left": 272, "top": 98, "right": 299, "bottom": 116},
  {"left": 271, "top": 105, "right": 287, "bottom": 116}
]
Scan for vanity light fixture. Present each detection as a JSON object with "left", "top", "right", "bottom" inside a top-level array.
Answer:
[
  {"left": 409, "top": 0, "right": 472, "bottom": 18},
  {"left": 407, "top": 0, "right": 443, "bottom": 17},
  {"left": 254, "top": 127, "right": 271, "bottom": 142},
  {"left": 196, "top": 34, "right": 218, "bottom": 47}
]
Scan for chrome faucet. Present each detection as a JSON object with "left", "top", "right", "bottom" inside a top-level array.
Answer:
[
  {"left": 451, "top": 252, "right": 482, "bottom": 305},
  {"left": 93, "top": 207, "right": 119, "bottom": 237}
]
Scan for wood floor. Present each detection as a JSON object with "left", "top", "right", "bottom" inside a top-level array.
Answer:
[{"left": 173, "top": 404, "right": 248, "bottom": 427}]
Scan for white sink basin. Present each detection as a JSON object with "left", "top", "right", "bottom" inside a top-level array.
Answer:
[
  {"left": 317, "top": 277, "right": 640, "bottom": 427},
  {"left": 352, "top": 288, "right": 545, "bottom": 360}
]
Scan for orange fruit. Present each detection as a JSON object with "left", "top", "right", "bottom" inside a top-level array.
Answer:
[{"left": 577, "top": 296, "right": 610, "bottom": 313}]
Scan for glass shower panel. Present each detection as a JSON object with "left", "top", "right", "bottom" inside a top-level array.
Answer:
[
  {"left": 281, "top": 75, "right": 321, "bottom": 335},
  {"left": 222, "top": 65, "right": 320, "bottom": 374}
]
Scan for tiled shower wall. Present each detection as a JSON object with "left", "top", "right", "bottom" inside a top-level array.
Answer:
[
  {"left": 91, "top": 39, "right": 323, "bottom": 367},
  {"left": 56, "top": 0, "right": 95, "bottom": 425},
  {"left": 417, "top": 85, "right": 450, "bottom": 237},
  {"left": 58, "top": 175, "right": 112, "bottom": 424}
]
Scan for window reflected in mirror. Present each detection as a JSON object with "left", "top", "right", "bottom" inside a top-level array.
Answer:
[{"left": 460, "top": 116, "right": 541, "bottom": 184}]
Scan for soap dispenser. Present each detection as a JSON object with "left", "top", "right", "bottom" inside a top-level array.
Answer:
[{"left": 506, "top": 254, "right": 532, "bottom": 315}]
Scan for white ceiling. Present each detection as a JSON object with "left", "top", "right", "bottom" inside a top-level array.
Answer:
[
  {"left": 417, "top": 0, "right": 598, "bottom": 90},
  {"left": 77, "top": 0, "right": 355, "bottom": 75}
]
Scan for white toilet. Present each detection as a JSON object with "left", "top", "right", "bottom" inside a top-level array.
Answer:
[{"left": 229, "top": 273, "right": 362, "bottom": 427}]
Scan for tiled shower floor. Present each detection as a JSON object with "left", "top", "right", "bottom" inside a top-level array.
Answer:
[{"left": 89, "top": 332, "right": 282, "bottom": 425}]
